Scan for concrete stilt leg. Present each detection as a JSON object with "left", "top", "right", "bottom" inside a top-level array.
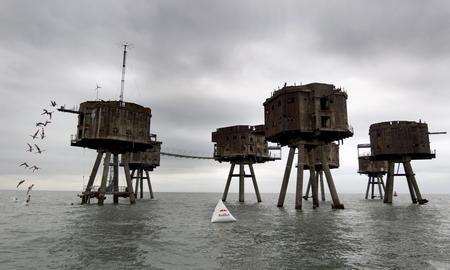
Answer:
[
  {"left": 384, "top": 162, "right": 395, "bottom": 204},
  {"left": 239, "top": 163, "right": 245, "bottom": 202},
  {"left": 371, "top": 177, "right": 375, "bottom": 199},
  {"left": 320, "top": 146, "right": 344, "bottom": 209},
  {"left": 145, "top": 170, "right": 154, "bottom": 199},
  {"left": 295, "top": 145, "right": 304, "bottom": 210},
  {"left": 303, "top": 178, "right": 311, "bottom": 200},
  {"left": 365, "top": 177, "right": 371, "bottom": 199},
  {"left": 82, "top": 151, "right": 103, "bottom": 204},
  {"left": 134, "top": 170, "right": 139, "bottom": 197},
  {"left": 222, "top": 163, "right": 235, "bottom": 202},
  {"left": 123, "top": 162, "right": 136, "bottom": 204},
  {"left": 277, "top": 147, "right": 295, "bottom": 207},
  {"left": 319, "top": 171, "right": 325, "bottom": 201},
  {"left": 113, "top": 154, "right": 119, "bottom": 204},
  {"left": 404, "top": 161, "right": 427, "bottom": 204},
  {"left": 249, "top": 163, "right": 262, "bottom": 202},
  {"left": 377, "top": 176, "right": 384, "bottom": 199},
  {"left": 309, "top": 148, "right": 319, "bottom": 208},
  {"left": 98, "top": 152, "right": 111, "bottom": 205},
  {"left": 140, "top": 173, "right": 144, "bottom": 199}
]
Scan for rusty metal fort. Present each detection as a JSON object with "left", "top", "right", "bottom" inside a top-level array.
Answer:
[{"left": 59, "top": 44, "right": 444, "bottom": 208}]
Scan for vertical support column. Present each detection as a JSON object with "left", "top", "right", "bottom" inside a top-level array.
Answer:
[
  {"left": 113, "top": 153, "right": 119, "bottom": 204},
  {"left": 295, "top": 144, "right": 304, "bottom": 210},
  {"left": 277, "top": 147, "right": 296, "bottom": 207},
  {"left": 249, "top": 163, "right": 262, "bottom": 203},
  {"left": 222, "top": 163, "right": 235, "bottom": 202},
  {"left": 134, "top": 170, "right": 139, "bottom": 197},
  {"left": 303, "top": 179, "right": 311, "bottom": 200},
  {"left": 82, "top": 151, "right": 103, "bottom": 204},
  {"left": 98, "top": 152, "right": 111, "bottom": 205},
  {"left": 319, "top": 171, "right": 325, "bottom": 201},
  {"left": 377, "top": 176, "right": 384, "bottom": 199},
  {"left": 145, "top": 170, "right": 154, "bottom": 199},
  {"left": 239, "top": 163, "right": 245, "bottom": 202},
  {"left": 403, "top": 161, "right": 427, "bottom": 204},
  {"left": 371, "top": 176, "right": 375, "bottom": 199},
  {"left": 309, "top": 147, "right": 319, "bottom": 208},
  {"left": 383, "top": 161, "right": 395, "bottom": 204},
  {"left": 140, "top": 172, "right": 144, "bottom": 199},
  {"left": 365, "top": 177, "right": 371, "bottom": 199},
  {"left": 123, "top": 162, "right": 136, "bottom": 204},
  {"left": 320, "top": 146, "right": 344, "bottom": 209}
]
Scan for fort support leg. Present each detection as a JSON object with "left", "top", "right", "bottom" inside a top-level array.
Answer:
[
  {"left": 309, "top": 148, "right": 319, "bottom": 209},
  {"left": 365, "top": 177, "right": 371, "bottom": 199},
  {"left": 277, "top": 147, "right": 296, "bottom": 207},
  {"left": 82, "top": 151, "right": 103, "bottom": 204},
  {"left": 384, "top": 162, "right": 395, "bottom": 204},
  {"left": 123, "top": 162, "right": 136, "bottom": 204},
  {"left": 249, "top": 163, "right": 262, "bottom": 203},
  {"left": 295, "top": 145, "right": 304, "bottom": 210},
  {"left": 113, "top": 154, "right": 119, "bottom": 204},
  {"left": 239, "top": 163, "right": 245, "bottom": 202},
  {"left": 380, "top": 177, "right": 386, "bottom": 192},
  {"left": 371, "top": 177, "right": 376, "bottom": 199},
  {"left": 320, "top": 146, "right": 344, "bottom": 209},
  {"left": 145, "top": 170, "right": 154, "bottom": 199},
  {"left": 140, "top": 173, "right": 144, "bottom": 199},
  {"left": 303, "top": 178, "right": 311, "bottom": 200},
  {"left": 222, "top": 163, "right": 235, "bottom": 202},
  {"left": 404, "top": 165, "right": 417, "bottom": 204},
  {"left": 319, "top": 171, "right": 325, "bottom": 201},
  {"left": 98, "top": 152, "right": 111, "bottom": 205},
  {"left": 404, "top": 161, "right": 427, "bottom": 204},
  {"left": 377, "top": 176, "right": 384, "bottom": 199},
  {"left": 134, "top": 171, "right": 139, "bottom": 198}
]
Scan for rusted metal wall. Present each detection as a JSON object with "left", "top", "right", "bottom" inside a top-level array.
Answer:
[
  {"left": 304, "top": 143, "right": 339, "bottom": 169},
  {"left": 369, "top": 121, "right": 434, "bottom": 160},
  {"left": 122, "top": 141, "right": 161, "bottom": 170},
  {"left": 72, "top": 101, "right": 152, "bottom": 151},
  {"left": 263, "top": 83, "right": 352, "bottom": 145},
  {"left": 358, "top": 156, "right": 388, "bottom": 174},
  {"left": 212, "top": 125, "right": 272, "bottom": 162}
]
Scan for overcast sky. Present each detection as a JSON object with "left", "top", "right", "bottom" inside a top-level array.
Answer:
[{"left": 1, "top": 0, "right": 449, "bottom": 196}]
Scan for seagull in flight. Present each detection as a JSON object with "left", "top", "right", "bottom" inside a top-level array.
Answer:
[
  {"left": 34, "top": 144, "right": 45, "bottom": 154},
  {"left": 26, "top": 143, "right": 33, "bottom": 152},
  {"left": 19, "top": 162, "right": 29, "bottom": 168},
  {"left": 30, "top": 166, "right": 40, "bottom": 172},
  {"left": 40, "top": 128, "right": 45, "bottom": 139},
  {"left": 27, "top": 184, "right": 35, "bottom": 195},
  {"left": 30, "top": 129, "right": 39, "bottom": 139},
  {"left": 36, "top": 121, "right": 51, "bottom": 127},
  {"left": 50, "top": 101, "right": 57, "bottom": 107},
  {"left": 41, "top": 109, "right": 53, "bottom": 119},
  {"left": 17, "top": 179, "right": 26, "bottom": 188}
]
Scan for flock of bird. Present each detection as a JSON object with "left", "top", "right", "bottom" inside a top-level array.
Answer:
[{"left": 16, "top": 100, "right": 58, "bottom": 199}]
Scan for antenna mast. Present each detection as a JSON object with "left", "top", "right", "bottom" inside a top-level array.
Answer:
[{"left": 119, "top": 42, "right": 129, "bottom": 104}]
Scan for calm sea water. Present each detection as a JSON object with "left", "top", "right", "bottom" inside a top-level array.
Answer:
[{"left": 0, "top": 191, "right": 449, "bottom": 270}]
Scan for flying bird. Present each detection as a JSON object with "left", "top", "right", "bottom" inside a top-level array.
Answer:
[
  {"left": 30, "top": 129, "right": 39, "bottom": 139},
  {"left": 34, "top": 144, "right": 45, "bottom": 154},
  {"left": 41, "top": 109, "right": 53, "bottom": 119},
  {"left": 27, "top": 184, "right": 35, "bottom": 195},
  {"left": 17, "top": 179, "right": 25, "bottom": 188},
  {"left": 40, "top": 128, "right": 45, "bottom": 139},
  {"left": 26, "top": 143, "right": 33, "bottom": 152},
  {"left": 19, "top": 162, "right": 29, "bottom": 168},
  {"left": 30, "top": 166, "right": 40, "bottom": 172},
  {"left": 50, "top": 101, "right": 57, "bottom": 107},
  {"left": 36, "top": 121, "right": 51, "bottom": 127}
]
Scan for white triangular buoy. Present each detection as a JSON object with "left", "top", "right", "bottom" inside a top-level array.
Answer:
[{"left": 211, "top": 200, "right": 236, "bottom": 223}]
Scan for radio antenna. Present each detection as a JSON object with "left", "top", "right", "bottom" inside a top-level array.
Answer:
[{"left": 119, "top": 42, "right": 129, "bottom": 104}]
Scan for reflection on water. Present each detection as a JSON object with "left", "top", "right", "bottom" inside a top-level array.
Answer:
[{"left": 0, "top": 191, "right": 449, "bottom": 269}]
